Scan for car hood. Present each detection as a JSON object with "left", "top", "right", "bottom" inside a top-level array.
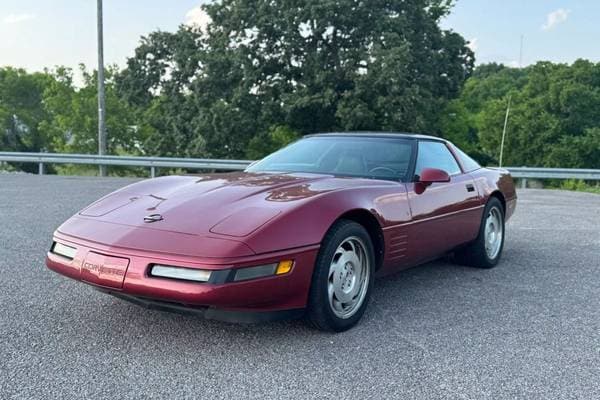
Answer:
[{"left": 70, "top": 172, "right": 384, "bottom": 239}]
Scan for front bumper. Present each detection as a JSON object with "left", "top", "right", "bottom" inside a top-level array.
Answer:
[{"left": 46, "top": 232, "right": 319, "bottom": 321}]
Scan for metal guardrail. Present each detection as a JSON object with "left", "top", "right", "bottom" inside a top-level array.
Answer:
[
  {"left": 507, "top": 167, "right": 600, "bottom": 188},
  {"left": 0, "top": 152, "right": 252, "bottom": 178},
  {"left": 507, "top": 167, "right": 600, "bottom": 180},
  {"left": 0, "top": 152, "right": 599, "bottom": 183}
]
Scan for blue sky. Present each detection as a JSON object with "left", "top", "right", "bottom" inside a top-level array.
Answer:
[
  {"left": 442, "top": 0, "right": 600, "bottom": 67},
  {"left": 1, "top": 0, "right": 598, "bottom": 77}
]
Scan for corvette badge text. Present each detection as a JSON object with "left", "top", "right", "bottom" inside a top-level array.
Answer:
[{"left": 82, "top": 262, "right": 125, "bottom": 276}]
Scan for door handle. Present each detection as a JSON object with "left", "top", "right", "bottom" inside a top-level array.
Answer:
[{"left": 466, "top": 183, "right": 475, "bottom": 192}]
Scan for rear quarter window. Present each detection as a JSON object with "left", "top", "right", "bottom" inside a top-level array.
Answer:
[{"left": 415, "top": 141, "right": 462, "bottom": 176}]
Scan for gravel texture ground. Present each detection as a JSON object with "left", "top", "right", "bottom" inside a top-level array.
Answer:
[{"left": 0, "top": 174, "right": 598, "bottom": 399}]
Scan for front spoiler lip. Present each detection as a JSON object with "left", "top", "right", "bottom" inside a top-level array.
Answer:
[{"left": 96, "top": 288, "right": 305, "bottom": 324}]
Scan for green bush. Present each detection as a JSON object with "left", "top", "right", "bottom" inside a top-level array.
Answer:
[{"left": 559, "top": 179, "right": 600, "bottom": 194}]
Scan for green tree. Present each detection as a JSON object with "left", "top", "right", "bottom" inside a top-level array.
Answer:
[
  {"left": 246, "top": 125, "right": 300, "bottom": 159},
  {"left": 41, "top": 65, "right": 141, "bottom": 155},
  {"left": 116, "top": 28, "right": 214, "bottom": 157},
  {"left": 0, "top": 67, "right": 53, "bottom": 153},
  {"left": 440, "top": 60, "right": 600, "bottom": 169},
  {"left": 117, "top": 0, "right": 474, "bottom": 158}
]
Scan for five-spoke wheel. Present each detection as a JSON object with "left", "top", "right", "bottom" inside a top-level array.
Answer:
[
  {"left": 328, "top": 237, "right": 370, "bottom": 319},
  {"left": 308, "top": 220, "right": 375, "bottom": 331},
  {"left": 455, "top": 196, "right": 506, "bottom": 268},
  {"left": 484, "top": 206, "right": 504, "bottom": 260}
]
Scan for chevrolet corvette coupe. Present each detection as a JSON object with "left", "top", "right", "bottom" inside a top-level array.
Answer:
[{"left": 47, "top": 133, "right": 517, "bottom": 331}]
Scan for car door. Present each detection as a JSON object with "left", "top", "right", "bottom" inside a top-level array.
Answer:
[{"left": 405, "top": 140, "right": 483, "bottom": 263}]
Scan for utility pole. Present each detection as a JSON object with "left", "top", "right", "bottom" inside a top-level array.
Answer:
[
  {"left": 97, "top": 0, "right": 107, "bottom": 176},
  {"left": 499, "top": 36, "right": 523, "bottom": 168},
  {"left": 499, "top": 95, "right": 511, "bottom": 168}
]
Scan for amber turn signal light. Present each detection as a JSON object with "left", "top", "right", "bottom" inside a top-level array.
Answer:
[{"left": 275, "top": 260, "right": 294, "bottom": 275}]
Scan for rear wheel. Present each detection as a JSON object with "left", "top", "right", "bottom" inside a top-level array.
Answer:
[
  {"left": 455, "top": 197, "right": 505, "bottom": 268},
  {"left": 307, "top": 220, "right": 375, "bottom": 332}
]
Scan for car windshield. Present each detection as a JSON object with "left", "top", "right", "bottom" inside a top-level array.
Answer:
[{"left": 247, "top": 136, "right": 414, "bottom": 181}]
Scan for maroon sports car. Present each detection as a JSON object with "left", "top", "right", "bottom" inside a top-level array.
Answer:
[{"left": 47, "top": 133, "right": 516, "bottom": 331}]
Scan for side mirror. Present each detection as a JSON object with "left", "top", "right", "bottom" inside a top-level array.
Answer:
[
  {"left": 417, "top": 168, "right": 450, "bottom": 191},
  {"left": 419, "top": 168, "right": 451, "bottom": 185}
]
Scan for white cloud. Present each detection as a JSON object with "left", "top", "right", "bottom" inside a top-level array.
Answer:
[
  {"left": 3, "top": 13, "right": 36, "bottom": 24},
  {"left": 185, "top": 6, "right": 211, "bottom": 32},
  {"left": 541, "top": 8, "right": 571, "bottom": 31},
  {"left": 467, "top": 38, "right": 478, "bottom": 52}
]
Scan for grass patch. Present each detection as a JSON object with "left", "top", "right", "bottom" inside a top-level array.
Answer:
[{"left": 558, "top": 179, "right": 600, "bottom": 194}]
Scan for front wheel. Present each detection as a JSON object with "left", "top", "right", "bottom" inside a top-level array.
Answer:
[
  {"left": 455, "top": 197, "right": 505, "bottom": 269},
  {"left": 307, "top": 220, "right": 375, "bottom": 332}
]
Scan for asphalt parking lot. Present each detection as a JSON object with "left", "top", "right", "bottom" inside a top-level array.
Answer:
[{"left": 1, "top": 173, "right": 599, "bottom": 399}]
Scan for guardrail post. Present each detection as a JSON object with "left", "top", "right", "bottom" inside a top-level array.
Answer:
[
  {"left": 521, "top": 178, "right": 527, "bottom": 189},
  {"left": 38, "top": 162, "right": 44, "bottom": 175},
  {"left": 150, "top": 166, "right": 156, "bottom": 178}
]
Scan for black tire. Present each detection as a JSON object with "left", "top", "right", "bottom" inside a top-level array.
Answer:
[
  {"left": 307, "top": 219, "right": 375, "bottom": 332},
  {"left": 454, "top": 197, "right": 505, "bottom": 269}
]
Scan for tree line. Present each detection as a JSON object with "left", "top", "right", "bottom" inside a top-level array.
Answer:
[{"left": 1, "top": 0, "right": 598, "bottom": 173}]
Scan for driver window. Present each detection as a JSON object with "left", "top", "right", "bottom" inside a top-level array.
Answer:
[{"left": 415, "top": 141, "right": 461, "bottom": 178}]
